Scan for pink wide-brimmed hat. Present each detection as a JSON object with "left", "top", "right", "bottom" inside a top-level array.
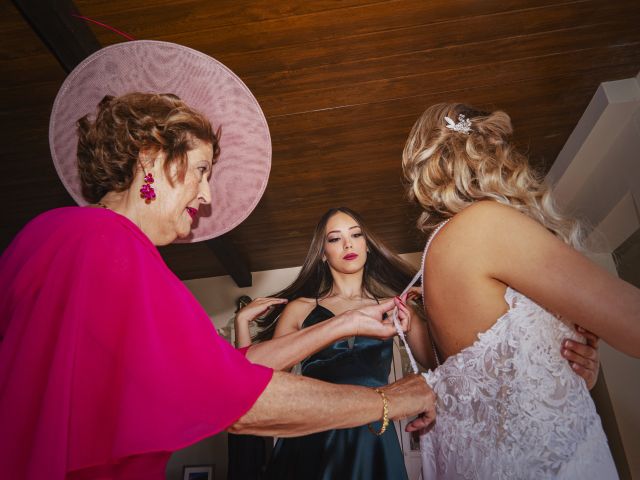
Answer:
[{"left": 49, "top": 40, "right": 271, "bottom": 242}]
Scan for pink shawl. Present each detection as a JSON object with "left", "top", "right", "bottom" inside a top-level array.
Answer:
[{"left": 0, "top": 207, "right": 272, "bottom": 479}]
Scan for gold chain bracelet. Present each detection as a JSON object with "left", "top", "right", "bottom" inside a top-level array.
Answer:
[{"left": 368, "top": 388, "right": 389, "bottom": 436}]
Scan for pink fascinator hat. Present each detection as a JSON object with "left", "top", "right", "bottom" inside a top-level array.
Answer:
[{"left": 49, "top": 40, "right": 271, "bottom": 242}]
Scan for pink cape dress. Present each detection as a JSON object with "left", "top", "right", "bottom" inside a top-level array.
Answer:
[{"left": 0, "top": 207, "right": 273, "bottom": 479}]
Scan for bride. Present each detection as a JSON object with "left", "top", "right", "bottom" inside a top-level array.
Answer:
[{"left": 401, "top": 103, "right": 640, "bottom": 479}]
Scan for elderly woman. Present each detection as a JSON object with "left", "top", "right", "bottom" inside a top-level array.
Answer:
[{"left": 0, "top": 43, "right": 435, "bottom": 480}]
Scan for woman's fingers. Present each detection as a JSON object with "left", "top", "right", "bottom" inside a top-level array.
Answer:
[
  {"left": 253, "top": 297, "right": 288, "bottom": 306},
  {"left": 237, "top": 297, "right": 288, "bottom": 322},
  {"left": 406, "top": 286, "right": 423, "bottom": 302},
  {"left": 394, "top": 297, "right": 411, "bottom": 332},
  {"left": 563, "top": 339, "right": 598, "bottom": 362},
  {"left": 576, "top": 325, "right": 599, "bottom": 348},
  {"left": 569, "top": 360, "right": 597, "bottom": 390},
  {"left": 405, "top": 415, "right": 433, "bottom": 433},
  {"left": 561, "top": 339, "right": 599, "bottom": 389},
  {"left": 561, "top": 346, "right": 597, "bottom": 371}
]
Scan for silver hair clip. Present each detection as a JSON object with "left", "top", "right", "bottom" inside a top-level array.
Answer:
[{"left": 444, "top": 114, "right": 472, "bottom": 134}]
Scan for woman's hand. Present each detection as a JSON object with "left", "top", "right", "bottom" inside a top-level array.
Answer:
[
  {"left": 234, "top": 297, "right": 287, "bottom": 348},
  {"left": 341, "top": 297, "right": 410, "bottom": 339},
  {"left": 380, "top": 374, "right": 437, "bottom": 424},
  {"left": 561, "top": 325, "right": 600, "bottom": 390},
  {"left": 236, "top": 297, "right": 288, "bottom": 324},
  {"left": 405, "top": 286, "right": 423, "bottom": 304}
]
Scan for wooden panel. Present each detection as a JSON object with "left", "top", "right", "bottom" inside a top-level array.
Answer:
[{"left": 1, "top": 0, "right": 640, "bottom": 280}]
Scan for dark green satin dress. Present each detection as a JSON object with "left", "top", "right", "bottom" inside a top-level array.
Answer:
[{"left": 264, "top": 304, "right": 408, "bottom": 480}]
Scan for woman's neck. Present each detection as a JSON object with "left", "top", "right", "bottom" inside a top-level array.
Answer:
[
  {"left": 98, "top": 190, "right": 159, "bottom": 243},
  {"left": 327, "top": 269, "right": 366, "bottom": 299}
]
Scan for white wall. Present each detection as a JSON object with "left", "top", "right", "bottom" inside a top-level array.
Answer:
[{"left": 548, "top": 72, "right": 640, "bottom": 478}]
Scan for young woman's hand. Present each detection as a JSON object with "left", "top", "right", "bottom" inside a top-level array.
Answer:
[
  {"left": 342, "top": 298, "right": 409, "bottom": 339},
  {"left": 562, "top": 325, "right": 600, "bottom": 390},
  {"left": 235, "top": 297, "right": 288, "bottom": 348},
  {"left": 235, "top": 297, "right": 288, "bottom": 324}
]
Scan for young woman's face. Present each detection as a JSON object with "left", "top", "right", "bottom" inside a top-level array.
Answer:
[{"left": 322, "top": 211, "right": 368, "bottom": 274}]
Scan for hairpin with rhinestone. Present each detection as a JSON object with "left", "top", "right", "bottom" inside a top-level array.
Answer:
[{"left": 444, "top": 114, "right": 472, "bottom": 134}]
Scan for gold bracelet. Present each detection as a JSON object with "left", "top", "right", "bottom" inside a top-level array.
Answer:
[{"left": 368, "top": 388, "right": 389, "bottom": 436}]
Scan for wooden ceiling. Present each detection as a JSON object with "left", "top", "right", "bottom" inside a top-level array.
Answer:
[{"left": 2, "top": 0, "right": 640, "bottom": 281}]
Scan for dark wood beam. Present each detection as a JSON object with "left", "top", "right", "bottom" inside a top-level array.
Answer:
[
  {"left": 12, "top": 0, "right": 101, "bottom": 73},
  {"left": 207, "top": 236, "right": 252, "bottom": 287}
]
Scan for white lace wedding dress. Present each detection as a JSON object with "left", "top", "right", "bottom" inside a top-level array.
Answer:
[{"left": 417, "top": 222, "right": 618, "bottom": 479}]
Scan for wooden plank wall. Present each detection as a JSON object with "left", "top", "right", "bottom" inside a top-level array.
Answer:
[{"left": 1, "top": 0, "right": 639, "bottom": 278}]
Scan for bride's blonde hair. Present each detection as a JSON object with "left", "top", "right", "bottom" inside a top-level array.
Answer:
[{"left": 402, "top": 103, "right": 585, "bottom": 248}]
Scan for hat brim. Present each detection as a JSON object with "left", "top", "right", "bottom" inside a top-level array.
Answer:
[{"left": 49, "top": 40, "right": 271, "bottom": 242}]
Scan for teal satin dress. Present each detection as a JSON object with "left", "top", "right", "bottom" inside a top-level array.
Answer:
[{"left": 264, "top": 304, "right": 408, "bottom": 480}]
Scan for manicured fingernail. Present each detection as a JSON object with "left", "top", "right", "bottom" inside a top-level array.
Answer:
[
  {"left": 564, "top": 340, "right": 571, "bottom": 347},
  {"left": 561, "top": 349, "right": 567, "bottom": 356},
  {"left": 572, "top": 363, "right": 578, "bottom": 370}
]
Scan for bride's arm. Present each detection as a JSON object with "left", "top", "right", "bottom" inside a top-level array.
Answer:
[
  {"left": 464, "top": 201, "right": 640, "bottom": 357},
  {"left": 404, "top": 283, "right": 601, "bottom": 385}
]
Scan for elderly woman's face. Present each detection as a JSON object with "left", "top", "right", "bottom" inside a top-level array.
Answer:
[{"left": 151, "top": 140, "right": 213, "bottom": 244}]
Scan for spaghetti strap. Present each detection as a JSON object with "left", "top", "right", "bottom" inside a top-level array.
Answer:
[
  {"left": 392, "top": 219, "right": 451, "bottom": 372},
  {"left": 418, "top": 219, "right": 451, "bottom": 298}
]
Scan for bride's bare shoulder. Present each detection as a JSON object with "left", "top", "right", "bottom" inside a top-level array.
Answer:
[{"left": 446, "top": 201, "right": 544, "bottom": 239}]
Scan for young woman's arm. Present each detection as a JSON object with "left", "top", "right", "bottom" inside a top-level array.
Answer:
[{"left": 245, "top": 298, "right": 409, "bottom": 370}]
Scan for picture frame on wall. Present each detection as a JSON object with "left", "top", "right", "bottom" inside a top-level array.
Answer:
[{"left": 183, "top": 464, "right": 215, "bottom": 480}]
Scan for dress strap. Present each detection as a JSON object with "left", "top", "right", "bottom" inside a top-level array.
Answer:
[
  {"left": 396, "top": 219, "right": 451, "bottom": 300},
  {"left": 418, "top": 219, "right": 452, "bottom": 294},
  {"left": 423, "top": 219, "right": 451, "bottom": 367},
  {"left": 390, "top": 219, "right": 452, "bottom": 373},
  {"left": 415, "top": 219, "right": 452, "bottom": 368}
]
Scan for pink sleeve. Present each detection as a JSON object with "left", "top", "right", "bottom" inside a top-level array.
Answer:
[
  {"left": 237, "top": 346, "right": 251, "bottom": 357},
  {"left": 0, "top": 209, "right": 273, "bottom": 479}
]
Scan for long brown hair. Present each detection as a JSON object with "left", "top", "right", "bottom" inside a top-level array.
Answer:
[{"left": 253, "top": 207, "right": 416, "bottom": 342}]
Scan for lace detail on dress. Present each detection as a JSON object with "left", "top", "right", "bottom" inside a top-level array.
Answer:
[{"left": 420, "top": 288, "right": 617, "bottom": 479}]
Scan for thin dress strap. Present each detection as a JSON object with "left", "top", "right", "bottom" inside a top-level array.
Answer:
[
  {"left": 419, "top": 219, "right": 451, "bottom": 301},
  {"left": 392, "top": 219, "right": 451, "bottom": 372},
  {"left": 419, "top": 219, "right": 451, "bottom": 367}
]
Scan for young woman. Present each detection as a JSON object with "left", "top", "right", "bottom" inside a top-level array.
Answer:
[
  {"left": 235, "top": 206, "right": 602, "bottom": 479},
  {"left": 402, "top": 103, "right": 640, "bottom": 478}
]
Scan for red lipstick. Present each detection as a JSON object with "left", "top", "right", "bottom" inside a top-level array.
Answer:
[
  {"left": 343, "top": 253, "right": 358, "bottom": 261},
  {"left": 186, "top": 207, "right": 198, "bottom": 219}
]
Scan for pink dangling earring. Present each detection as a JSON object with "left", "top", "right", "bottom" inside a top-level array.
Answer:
[{"left": 140, "top": 171, "right": 156, "bottom": 203}]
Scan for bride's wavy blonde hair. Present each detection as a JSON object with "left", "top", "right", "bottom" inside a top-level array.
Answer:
[{"left": 402, "top": 103, "right": 585, "bottom": 248}]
